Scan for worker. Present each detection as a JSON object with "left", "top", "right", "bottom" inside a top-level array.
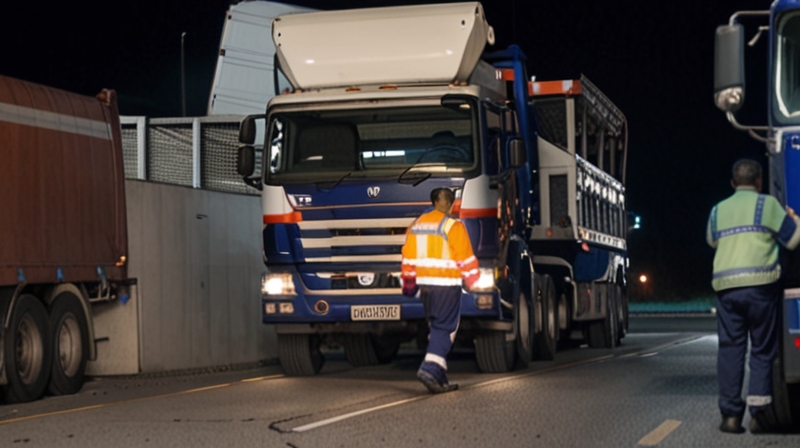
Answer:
[
  {"left": 707, "top": 159, "right": 800, "bottom": 434},
  {"left": 401, "top": 187, "right": 479, "bottom": 393}
]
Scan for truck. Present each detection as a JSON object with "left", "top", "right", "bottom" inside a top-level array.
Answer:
[
  {"left": 236, "top": 2, "right": 630, "bottom": 376},
  {"left": 713, "top": 0, "right": 800, "bottom": 430},
  {"left": 0, "top": 75, "right": 276, "bottom": 404},
  {"left": 0, "top": 77, "right": 130, "bottom": 403}
]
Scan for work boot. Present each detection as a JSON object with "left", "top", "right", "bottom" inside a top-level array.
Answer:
[
  {"left": 719, "top": 415, "right": 745, "bottom": 434},
  {"left": 749, "top": 412, "right": 773, "bottom": 434},
  {"left": 416, "top": 361, "right": 458, "bottom": 394}
]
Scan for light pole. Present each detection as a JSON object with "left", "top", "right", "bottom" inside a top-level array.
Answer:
[{"left": 181, "top": 31, "right": 186, "bottom": 117}]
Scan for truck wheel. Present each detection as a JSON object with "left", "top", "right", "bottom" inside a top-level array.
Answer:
[
  {"left": 277, "top": 334, "right": 324, "bottom": 376},
  {"left": 588, "top": 285, "right": 618, "bottom": 349},
  {"left": 47, "top": 291, "right": 89, "bottom": 395},
  {"left": 613, "top": 284, "right": 626, "bottom": 346},
  {"left": 475, "top": 331, "right": 514, "bottom": 373},
  {"left": 514, "top": 287, "right": 533, "bottom": 369},
  {"left": 533, "top": 274, "right": 557, "bottom": 361},
  {"left": 2, "top": 294, "right": 53, "bottom": 403},
  {"left": 761, "top": 354, "right": 798, "bottom": 430},
  {"left": 341, "top": 335, "right": 399, "bottom": 367}
]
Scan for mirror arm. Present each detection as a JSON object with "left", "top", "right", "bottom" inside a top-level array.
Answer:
[
  {"left": 729, "top": 10, "right": 769, "bottom": 27},
  {"left": 725, "top": 112, "right": 769, "bottom": 142}
]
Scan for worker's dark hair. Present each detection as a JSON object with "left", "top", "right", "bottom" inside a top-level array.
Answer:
[
  {"left": 732, "top": 159, "right": 762, "bottom": 187},
  {"left": 430, "top": 187, "right": 455, "bottom": 205}
]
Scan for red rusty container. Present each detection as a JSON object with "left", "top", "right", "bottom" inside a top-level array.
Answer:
[{"left": 0, "top": 75, "right": 128, "bottom": 286}]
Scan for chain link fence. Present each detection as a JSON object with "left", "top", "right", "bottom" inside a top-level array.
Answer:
[{"left": 120, "top": 115, "right": 259, "bottom": 196}]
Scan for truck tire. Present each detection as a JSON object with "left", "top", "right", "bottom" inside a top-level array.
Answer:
[
  {"left": 341, "top": 335, "right": 399, "bottom": 367},
  {"left": 761, "top": 354, "right": 798, "bottom": 430},
  {"left": 475, "top": 331, "right": 515, "bottom": 373},
  {"left": 277, "top": 334, "right": 324, "bottom": 376},
  {"left": 613, "top": 284, "right": 625, "bottom": 346},
  {"left": 514, "top": 286, "right": 533, "bottom": 369},
  {"left": 2, "top": 294, "right": 53, "bottom": 403},
  {"left": 532, "top": 274, "right": 557, "bottom": 361},
  {"left": 588, "top": 285, "right": 618, "bottom": 349},
  {"left": 47, "top": 291, "right": 89, "bottom": 395}
]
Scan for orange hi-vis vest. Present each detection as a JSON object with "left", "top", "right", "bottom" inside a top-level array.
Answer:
[{"left": 401, "top": 210, "right": 479, "bottom": 288}]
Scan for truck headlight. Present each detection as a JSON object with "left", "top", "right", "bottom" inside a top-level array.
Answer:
[
  {"left": 471, "top": 268, "right": 496, "bottom": 292},
  {"left": 262, "top": 272, "right": 296, "bottom": 296}
]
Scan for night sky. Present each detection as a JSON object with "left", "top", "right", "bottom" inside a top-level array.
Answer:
[{"left": 0, "top": 0, "right": 777, "bottom": 300}]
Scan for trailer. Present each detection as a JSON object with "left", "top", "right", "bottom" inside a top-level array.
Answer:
[{"left": 235, "top": 2, "right": 630, "bottom": 375}]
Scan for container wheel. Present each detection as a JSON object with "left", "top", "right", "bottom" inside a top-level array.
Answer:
[
  {"left": 2, "top": 294, "right": 53, "bottom": 403},
  {"left": 277, "top": 334, "right": 324, "bottom": 376},
  {"left": 47, "top": 290, "right": 89, "bottom": 395},
  {"left": 588, "top": 285, "right": 618, "bottom": 349}
]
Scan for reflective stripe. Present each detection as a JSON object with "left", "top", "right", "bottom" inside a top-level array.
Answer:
[
  {"left": 416, "top": 234, "right": 428, "bottom": 259},
  {"left": 747, "top": 395, "right": 772, "bottom": 406},
  {"left": 404, "top": 258, "right": 459, "bottom": 268},
  {"left": 424, "top": 353, "right": 447, "bottom": 370},
  {"left": 755, "top": 195, "right": 766, "bottom": 226},
  {"left": 417, "top": 277, "right": 463, "bottom": 286},
  {"left": 712, "top": 262, "right": 780, "bottom": 279},
  {"left": 0, "top": 101, "right": 112, "bottom": 140},
  {"left": 457, "top": 255, "right": 476, "bottom": 267},
  {"left": 716, "top": 225, "right": 772, "bottom": 238}
]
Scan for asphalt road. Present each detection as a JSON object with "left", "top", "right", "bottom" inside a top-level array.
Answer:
[{"left": 1, "top": 316, "right": 798, "bottom": 447}]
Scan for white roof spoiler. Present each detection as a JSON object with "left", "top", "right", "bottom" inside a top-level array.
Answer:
[{"left": 273, "top": 2, "right": 495, "bottom": 90}]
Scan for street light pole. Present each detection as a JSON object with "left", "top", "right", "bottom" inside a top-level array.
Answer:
[{"left": 181, "top": 31, "right": 186, "bottom": 117}]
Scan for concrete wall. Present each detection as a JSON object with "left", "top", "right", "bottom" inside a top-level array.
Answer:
[{"left": 88, "top": 180, "right": 274, "bottom": 375}]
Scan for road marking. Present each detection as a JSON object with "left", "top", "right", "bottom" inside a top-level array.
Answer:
[
  {"left": 637, "top": 419, "right": 681, "bottom": 446},
  {"left": 288, "top": 354, "right": 616, "bottom": 432},
  {"left": 0, "top": 373, "right": 284, "bottom": 426},
  {"left": 293, "top": 396, "right": 428, "bottom": 432}
]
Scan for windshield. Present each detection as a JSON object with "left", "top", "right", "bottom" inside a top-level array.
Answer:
[
  {"left": 264, "top": 103, "right": 477, "bottom": 184},
  {"left": 775, "top": 10, "right": 800, "bottom": 124}
]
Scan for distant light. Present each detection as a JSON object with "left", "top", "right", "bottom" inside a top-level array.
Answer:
[
  {"left": 639, "top": 275, "right": 648, "bottom": 283},
  {"left": 305, "top": 59, "right": 315, "bottom": 64},
  {"left": 795, "top": 337, "right": 800, "bottom": 350}
]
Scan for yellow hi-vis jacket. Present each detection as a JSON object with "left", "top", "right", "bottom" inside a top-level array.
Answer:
[{"left": 401, "top": 210, "right": 479, "bottom": 289}]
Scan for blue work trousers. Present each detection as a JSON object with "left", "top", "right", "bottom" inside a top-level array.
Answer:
[
  {"left": 420, "top": 285, "right": 462, "bottom": 370},
  {"left": 716, "top": 283, "right": 780, "bottom": 418}
]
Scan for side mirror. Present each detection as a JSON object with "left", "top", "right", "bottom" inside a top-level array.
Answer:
[
  {"left": 714, "top": 24, "right": 745, "bottom": 112},
  {"left": 237, "top": 145, "right": 255, "bottom": 177},
  {"left": 239, "top": 115, "right": 265, "bottom": 145},
  {"left": 509, "top": 138, "right": 526, "bottom": 168}
]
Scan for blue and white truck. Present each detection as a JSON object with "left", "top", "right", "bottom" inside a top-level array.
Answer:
[
  {"left": 237, "top": 2, "right": 630, "bottom": 375},
  {"left": 714, "top": 0, "right": 800, "bottom": 429}
]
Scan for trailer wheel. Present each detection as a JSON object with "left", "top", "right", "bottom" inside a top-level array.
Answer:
[
  {"left": 533, "top": 274, "right": 557, "bottom": 361},
  {"left": 341, "top": 335, "right": 399, "bottom": 367},
  {"left": 47, "top": 291, "right": 89, "bottom": 395},
  {"left": 277, "top": 334, "right": 324, "bottom": 376},
  {"left": 588, "top": 285, "right": 618, "bottom": 349},
  {"left": 2, "top": 294, "right": 53, "bottom": 403}
]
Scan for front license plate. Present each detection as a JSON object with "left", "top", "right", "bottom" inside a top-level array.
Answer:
[{"left": 350, "top": 305, "right": 401, "bottom": 321}]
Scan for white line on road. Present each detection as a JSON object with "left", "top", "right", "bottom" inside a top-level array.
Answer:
[
  {"left": 292, "top": 396, "right": 428, "bottom": 432},
  {"left": 637, "top": 419, "right": 682, "bottom": 446},
  {"left": 289, "top": 354, "right": 616, "bottom": 432},
  {"left": 0, "top": 374, "right": 285, "bottom": 426}
]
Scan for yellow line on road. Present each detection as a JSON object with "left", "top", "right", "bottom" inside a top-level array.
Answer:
[
  {"left": 637, "top": 420, "right": 682, "bottom": 446},
  {"left": 0, "top": 373, "right": 284, "bottom": 426}
]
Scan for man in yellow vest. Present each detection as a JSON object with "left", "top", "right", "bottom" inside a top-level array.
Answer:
[{"left": 401, "top": 187, "right": 479, "bottom": 393}]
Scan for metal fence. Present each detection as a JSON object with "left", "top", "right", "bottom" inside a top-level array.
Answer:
[{"left": 120, "top": 115, "right": 259, "bottom": 196}]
